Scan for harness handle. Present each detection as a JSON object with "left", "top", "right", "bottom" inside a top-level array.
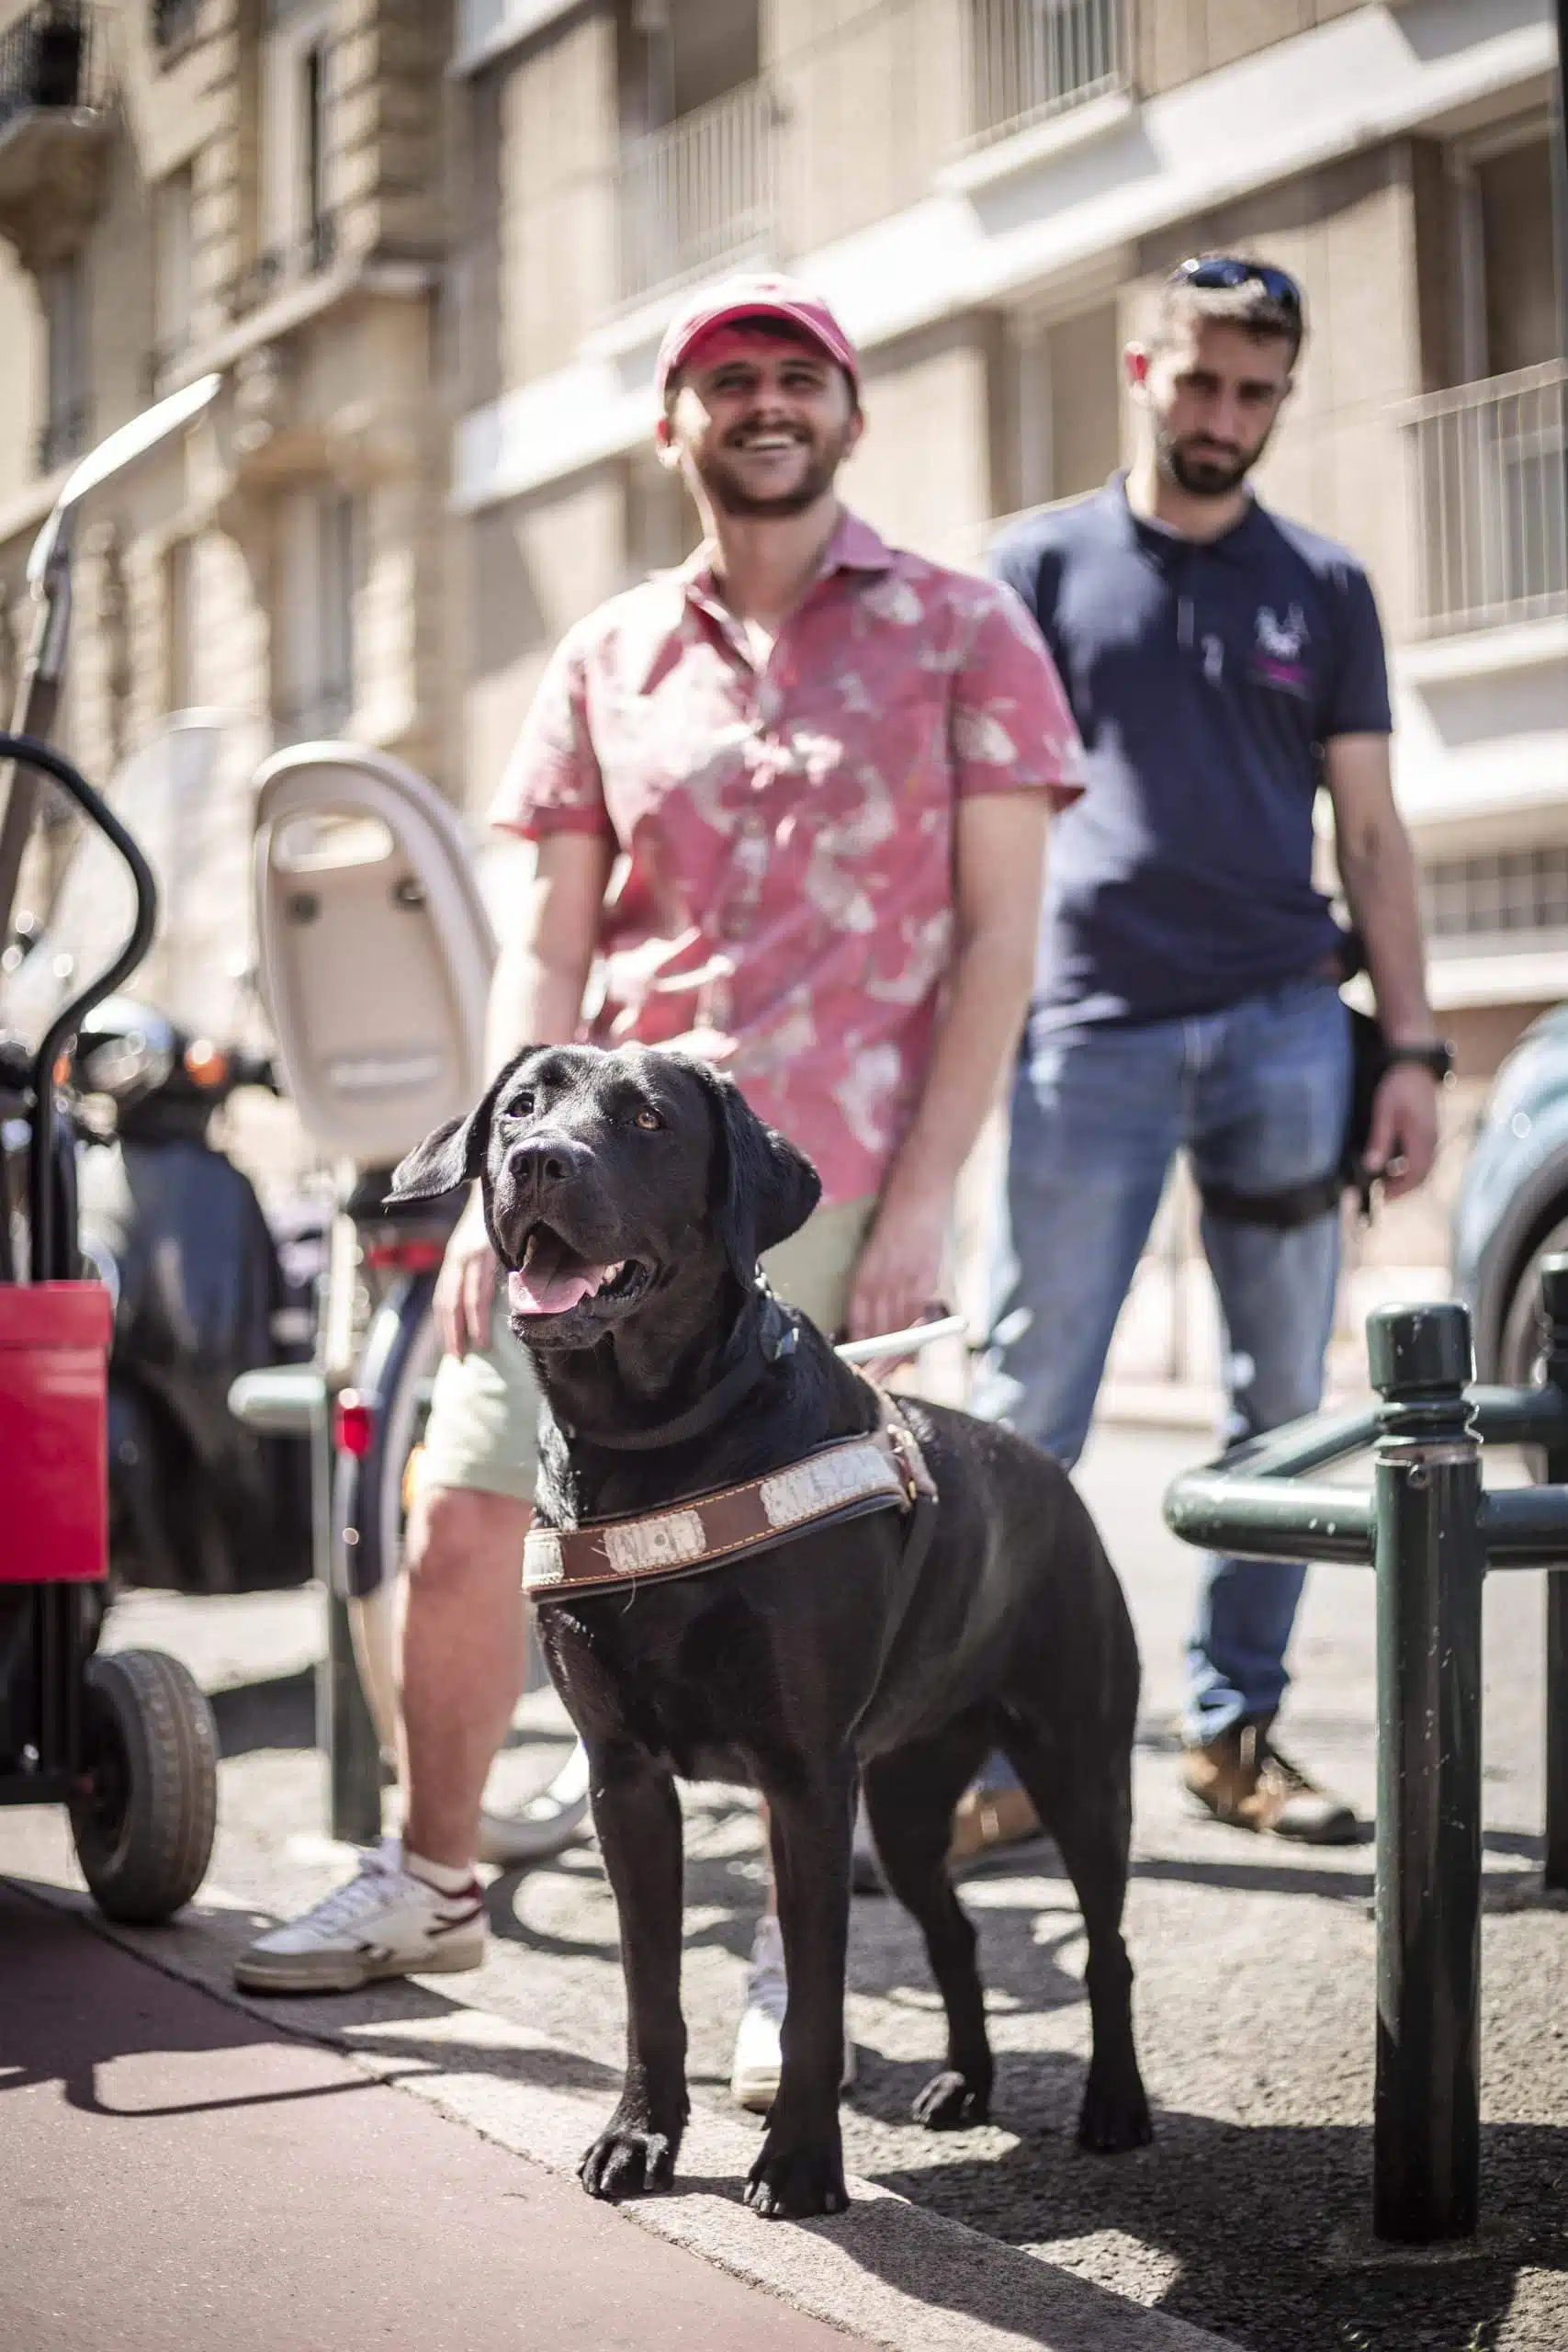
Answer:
[{"left": 835, "top": 1312, "right": 968, "bottom": 1365}]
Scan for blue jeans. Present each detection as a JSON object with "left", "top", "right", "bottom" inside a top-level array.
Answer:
[{"left": 972, "top": 978, "right": 1351, "bottom": 1748}]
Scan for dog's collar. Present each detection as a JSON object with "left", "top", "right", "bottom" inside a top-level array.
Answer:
[
  {"left": 550, "top": 1285, "right": 798, "bottom": 1453},
  {"left": 525, "top": 1392, "right": 938, "bottom": 1601}
]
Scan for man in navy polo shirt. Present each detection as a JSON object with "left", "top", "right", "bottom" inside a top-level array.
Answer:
[{"left": 976, "top": 258, "right": 1446, "bottom": 1842}]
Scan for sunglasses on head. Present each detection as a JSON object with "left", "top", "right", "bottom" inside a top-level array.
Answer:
[{"left": 1170, "top": 256, "right": 1303, "bottom": 313}]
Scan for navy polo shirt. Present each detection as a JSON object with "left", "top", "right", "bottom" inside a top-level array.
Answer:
[{"left": 991, "top": 477, "right": 1392, "bottom": 1032}]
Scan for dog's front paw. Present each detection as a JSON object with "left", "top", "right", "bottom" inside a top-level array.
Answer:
[
  {"left": 744, "top": 2135, "right": 849, "bottom": 2220},
  {"left": 1076, "top": 2072, "right": 1153, "bottom": 2154},
  {"left": 579, "top": 2126, "right": 679, "bottom": 2199},
  {"left": 911, "top": 2068, "right": 991, "bottom": 2130}
]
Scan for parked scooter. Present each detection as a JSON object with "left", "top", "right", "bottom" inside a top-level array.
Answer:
[{"left": 72, "top": 997, "right": 320, "bottom": 1598}]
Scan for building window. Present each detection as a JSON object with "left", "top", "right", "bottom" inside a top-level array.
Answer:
[
  {"left": 300, "top": 37, "right": 333, "bottom": 266},
  {"left": 615, "top": 0, "right": 772, "bottom": 304},
  {"left": 252, "top": 0, "right": 336, "bottom": 297},
  {"left": 997, "top": 302, "right": 1120, "bottom": 526},
  {"left": 166, "top": 535, "right": 198, "bottom": 710},
  {"left": 152, "top": 0, "right": 201, "bottom": 57},
  {"left": 151, "top": 163, "right": 195, "bottom": 379},
  {"left": 39, "top": 256, "right": 88, "bottom": 472},
  {"left": 1421, "top": 848, "right": 1568, "bottom": 944},
  {"left": 274, "top": 486, "right": 365, "bottom": 740},
  {"left": 964, "top": 0, "right": 1129, "bottom": 151}
]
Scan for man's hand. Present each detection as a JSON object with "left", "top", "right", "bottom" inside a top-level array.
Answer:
[
  {"left": 434, "top": 1193, "right": 499, "bottom": 1358},
  {"left": 847, "top": 1185, "right": 950, "bottom": 1353},
  {"left": 1363, "top": 1063, "right": 1440, "bottom": 1202}
]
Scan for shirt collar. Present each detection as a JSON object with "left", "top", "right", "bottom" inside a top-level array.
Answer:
[
  {"left": 633, "top": 507, "right": 897, "bottom": 690},
  {"left": 678, "top": 504, "right": 897, "bottom": 606},
  {"left": 1110, "top": 469, "right": 1265, "bottom": 560}
]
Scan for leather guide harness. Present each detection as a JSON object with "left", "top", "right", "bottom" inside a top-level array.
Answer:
[{"left": 524, "top": 1391, "right": 940, "bottom": 1603}]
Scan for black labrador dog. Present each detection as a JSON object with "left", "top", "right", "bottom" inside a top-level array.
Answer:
[{"left": 390, "top": 1042, "right": 1150, "bottom": 2219}]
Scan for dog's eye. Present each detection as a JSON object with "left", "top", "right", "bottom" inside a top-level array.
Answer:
[
  {"left": 505, "top": 1091, "right": 536, "bottom": 1122},
  {"left": 634, "top": 1107, "right": 662, "bottom": 1132}
]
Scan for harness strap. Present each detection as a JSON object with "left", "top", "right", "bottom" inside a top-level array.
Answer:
[{"left": 525, "top": 1396, "right": 938, "bottom": 1602}]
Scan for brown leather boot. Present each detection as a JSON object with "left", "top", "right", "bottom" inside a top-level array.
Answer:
[
  {"left": 948, "top": 1782, "right": 1043, "bottom": 1868},
  {"left": 1182, "top": 1716, "right": 1359, "bottom": 1845}
]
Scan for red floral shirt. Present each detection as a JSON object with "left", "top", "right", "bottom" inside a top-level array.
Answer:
[{"left": 490, "top": 511, "right": 1082, "bottom": 1204}]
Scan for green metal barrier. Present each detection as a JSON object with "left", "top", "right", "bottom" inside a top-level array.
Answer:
[{"left": 1163, "top": 1253, "right": 1568, "bottom": 2247}]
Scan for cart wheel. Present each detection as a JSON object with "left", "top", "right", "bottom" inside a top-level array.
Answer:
[{"left": 69, "top": 1649, "right": 219, "bottom": 1925}]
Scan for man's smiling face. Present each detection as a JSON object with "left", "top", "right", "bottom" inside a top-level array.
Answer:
[{"left": 660, "top": 324, "right": 863, "bottom": 518}]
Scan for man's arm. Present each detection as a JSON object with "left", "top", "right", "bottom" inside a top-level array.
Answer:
[
  {"left": 437, "top": 830, "right": 615, "bottom": 1355},
  {"left": 1325, "top": 732, "right": 1440, "bottom": 1202},
  {"left": 847, "top": 792, "right": 1048, "bottom": 1341}
]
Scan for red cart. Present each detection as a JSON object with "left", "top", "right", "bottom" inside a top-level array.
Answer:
[{"left": 0, "top": 383, "right": 224, "bottom": 1921}]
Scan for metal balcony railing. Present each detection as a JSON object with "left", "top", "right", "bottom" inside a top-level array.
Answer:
[
  {"left": 616, "top": 79, "right": 778, "bottom": 308},
  {"left": 1404, "top": 359, "right": 1568, "bottom": 639},
  {"left": 232, "top": 210, "right": 339, "bottom": 311},
  {"left": 0, "top": 3, "right": 109, "bottom": 137},
  {"left": 963, "top": 0, "right": 1128, "bottom": 150}
]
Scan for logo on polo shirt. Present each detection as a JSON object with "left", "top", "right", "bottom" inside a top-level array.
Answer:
[
  {"left": 1255, "top": 604, "right": 1307, "bottom": 661},
  {"left": 1252, "top": 604, "right": 1312, "bottom": 698}
]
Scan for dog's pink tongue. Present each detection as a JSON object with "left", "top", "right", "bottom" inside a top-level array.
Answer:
[{"left": 508, "top": 1235, "right": 603, "bottom": 1317}]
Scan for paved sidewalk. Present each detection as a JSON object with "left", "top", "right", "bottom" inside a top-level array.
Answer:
[{"left": 1, "top": 1883, "right": 867, "bottom": 2352}]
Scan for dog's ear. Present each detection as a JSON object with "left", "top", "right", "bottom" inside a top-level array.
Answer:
[
  {"left": 385, "top": 1108, "right": 487, "bottom": 1205},
  {"left": 385, "top": 1054, "right": 529, "bottom": 1205},
  {"left": 691, "top": 1064, "right": 821, "bottom": 1283}
]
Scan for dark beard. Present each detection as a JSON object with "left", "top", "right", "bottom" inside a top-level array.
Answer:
[
  {"left": 1158, "top": 432, "right": 1260, "bottom": 499},
  {"left": 696, "top": 432, "right": 849, "bottom": 519}
]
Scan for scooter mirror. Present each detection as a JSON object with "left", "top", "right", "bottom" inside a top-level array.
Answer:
[{"left": 25, "top": 374, "right": 223, "bottom": 587}]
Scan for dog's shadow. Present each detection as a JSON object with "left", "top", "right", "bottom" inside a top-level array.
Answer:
[{"left": 482, "top": 1790, "right": 1092, "bottom": 2018}]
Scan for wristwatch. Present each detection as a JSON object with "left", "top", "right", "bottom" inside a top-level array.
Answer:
[{"left": 1383, "top": 1039, "right": 1454, "bottom": 1081}]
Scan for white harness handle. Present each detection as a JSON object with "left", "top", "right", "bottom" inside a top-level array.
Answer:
[{"left": 834, "top": 1312, "right": 968, "bottom": 1365}]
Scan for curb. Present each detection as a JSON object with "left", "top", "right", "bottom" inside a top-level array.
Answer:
[{"left": 13, "top": 1871, "right": 1240, "bottom": 2352}]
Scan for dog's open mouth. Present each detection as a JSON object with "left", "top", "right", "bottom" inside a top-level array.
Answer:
[{"left": 506, "top": 1224, "right": 651, "bottom": 1319}]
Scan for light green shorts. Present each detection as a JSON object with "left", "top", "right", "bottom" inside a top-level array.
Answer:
[{"left": 419, "top": 1195, "right": 877, "bottom": 1503}]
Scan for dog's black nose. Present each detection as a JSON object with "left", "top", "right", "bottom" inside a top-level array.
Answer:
[{"left": 505, "top": 1134, "right": 585, "bottom": 1195}]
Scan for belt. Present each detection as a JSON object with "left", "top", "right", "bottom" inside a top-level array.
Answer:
[{"left": 524, "top": 1392, "right": 939, "bottom": 1603}]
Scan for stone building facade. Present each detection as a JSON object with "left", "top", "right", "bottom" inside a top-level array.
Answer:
[{"left": 1, "top": 0, "right": 1562, "bottom": 1379}]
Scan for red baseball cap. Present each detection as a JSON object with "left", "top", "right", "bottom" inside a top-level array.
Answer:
[{"left": 654, "top": 274, "right": 861, "bottom": 403}]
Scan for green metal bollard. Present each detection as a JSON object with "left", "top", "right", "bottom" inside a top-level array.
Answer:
[
  {"left": 1369, "top": 1301, "right": 1484, "bottom": 2243},
  {"left": 1537, "top": 1254, "right": 1568, "bottom": 1895}
]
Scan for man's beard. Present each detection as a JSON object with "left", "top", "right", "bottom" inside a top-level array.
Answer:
[
  {"left": 694, "top": 424, "right": 852, "bottom": 518},
  {"left": 1157, "top": 429, "right": 1264, "bottom": 499}
]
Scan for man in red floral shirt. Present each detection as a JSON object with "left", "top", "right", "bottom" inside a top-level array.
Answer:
[{"left": 239, "top": 276, "right": 1081, "bottom": 2097}]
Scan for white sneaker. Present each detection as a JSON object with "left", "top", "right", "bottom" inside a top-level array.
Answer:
[
  {"left": 233, "top": 1839, "right": 487, "bottom": 1994},
  {"left": 729, "top": 1915, "right": 856, "bottom": 2112}
]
